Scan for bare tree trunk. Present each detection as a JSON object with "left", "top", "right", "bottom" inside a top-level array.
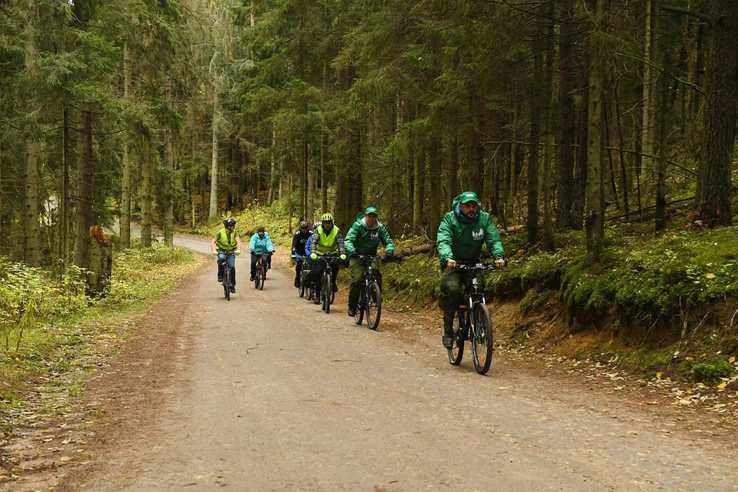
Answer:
[
  {"left": 655, "top": 46, "right": 671, "bottom": 232},
  {"left": 24, "top": 141, "right": 40, "bottom": 267},
  {"left": 542, "top": 5, "right": 555, "bottom": 251},
  {"left": 75, "top": 110, "right": 94, "bottom": 268},
  {"left": 528, "top": 29, "right": 543, "bottom": 245},
  {"left": 209, "top": 73, "right": 220, "bottom": 222},
  {"left": 163, "top": 80, "right": 175, "bottom": 246},
  {"left": 140, "top": 153, "right": 153, "bottom": 248},
  {"left": 268, "top": 125, "right": 276, "bottom": 205},
  {"left": 428, "top": 133, "right": 441, "bottom": 242},
  {"left": 307, "top": 144, "right": 314, "bottom": 222},
  {"left": 321, "top": 132, "right": 327, "bottom": 213},
  {"left": 556, "top": 0, "right": 577, "bottom": 230},
  {"left": 696, "top": 0, "right": 738, "bottom": 227},
  {"left": 613, "top": 80, "right": 630, "bottom": 219},
  {"left": 120, "top": 43, "right": 132, "bottom": 249},
  {"left": 640, "top": 0, "right": 657, "bottom": 196},
  {"left": 59, "top": 105, "right": 70, "bottom": 274},
  {"left": 585, "top": 0, "right": 606, "bottom": 264}
]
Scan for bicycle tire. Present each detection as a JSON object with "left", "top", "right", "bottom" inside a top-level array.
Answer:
[
  {"left": 322, "top": 272, "right": 331, "bottom": 313},
  {"left": 471, "top": 303, "right": 493, "bottom": 375},
  {"left": 259, "top": 268, "right": 265, "bottom": 291},
  {"left": 253, "top": 264, "right": 261, "bottom": 289},
  {"left": 224, "top": 269, "right": 230, "bottom": 301},
  {"left": 354, "top": 287, "right": 364, "bottom": 325},
  {"left": 365, "top": 282, "right": 381, "bottom": 330},
  {"left": 447, "top": 309, "right": 466, "bottom": 366},
  {"left": 299, "top": 278, "right": 305, "bottom": 297}
]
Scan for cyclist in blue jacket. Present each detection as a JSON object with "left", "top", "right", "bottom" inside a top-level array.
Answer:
[{"left": 249, "top": 227, "right": 275, "bottom": 281}]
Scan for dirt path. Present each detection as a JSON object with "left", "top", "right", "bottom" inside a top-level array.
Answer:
[{"left": 22, "top": 236, "right": 738, "bottom": 490}]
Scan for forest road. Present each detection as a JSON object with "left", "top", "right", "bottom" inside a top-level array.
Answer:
[{"left": 70, "top": 234, "right": 738, "bottom": 491}]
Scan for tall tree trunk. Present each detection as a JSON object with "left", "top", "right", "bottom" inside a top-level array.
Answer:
[
  {"left": 613, "top": 80, "right": 630, "bottom": 219},
  {"left": 140, "top": 153, "right": 153, "bottom": 248},
  {"left": 585, "top": 0, "right": 606, "bottom": 264},
  {"left": 24, "top": 141, "right": 40, "bottom": 267},
  {"left": 655, "top": 48, "right": 671, "bottom": 232},
  {"left": 268, "top": 125, "right": 276, "bottom": 205},
  {"left": 696, "top": 0, "right": 738, "bottom": 227},
  {"left": 528, "top": 30, "right": 543, "bottom": 245},
  {"left": 428, "top": 133, "right": 441, "bottom": 241},
  {"left": 120, "top": 43, "right": 132, "bottom": 249},
  {"left": 573, "top": 44, "right": 591, "bottom": 230},
  {"left": 640, "top": 0, "right": 657, "bottom": 195},
  {"left": 209, "top": 74, "right": 220, "bottom": 222},
  {"left": 59, "top": 104, "right": 70, "bottom": 273},
  {"left": 449, "top": 129, "right": 459, "bottom": 205},
  {"left": 466, "top": 88, "right": 484, "bottom": 196},
  {"left": 542, "top": 5, "right": 556, "bottom": 251},
  {"left": 74, "top": 110, "right": 94, "bottom": 268},
  {"left": 557, "top": 0, "right": 577, "bottom": 231},
  {"left": 163, "top": 80, "right": 175, "bottom": 246},
  {"left": 307, "top": 144, "right": 315, "bottom": 222},
  {"left": 321, "top": 132, "right": 328, "bottom": 213}
]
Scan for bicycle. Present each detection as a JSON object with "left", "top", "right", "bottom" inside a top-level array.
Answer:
[
  {"left": 446, "top": 263, "right": 498, "bottom": 375},
  {"left": 352, "top": 255, "right": 385, "bottom": 330},
  {"left": 315, "top": 253, "right": 338, "bottom": 314},
  {"left": 252, "top": 253, "right": 270, "bottom": 290},
  {"left": 218, "top": 252, "right": 236, "bottom": 301}
]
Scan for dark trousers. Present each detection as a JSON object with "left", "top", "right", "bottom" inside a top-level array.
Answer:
[
  {"left": 348, "top": 258, "right": 382, "bottom": 310},
  {"left": 312, "top": 257, "right": 340, "bottom": 296},
  {"left": 438, "top": 267, "right": 481, "bottom": 315},
  {"left": 295, "top": 257, "right": 304, "bottom": 280},
  {"left": 251, "top": 253, "right": 270, "bottom": 277}
]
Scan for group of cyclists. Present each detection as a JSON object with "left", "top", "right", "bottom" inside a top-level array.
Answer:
[{"left": 210, "top": 190, "right": 507, "bottom": 355}]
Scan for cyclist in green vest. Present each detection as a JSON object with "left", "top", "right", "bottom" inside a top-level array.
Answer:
[
  {"left": 211, "top": 218, "right": 242, "bottom": 293},
  {"left": 344, "top": 207, "right": 395, "bottom": 317},
  {"left": 308, "top": 213, "right": 347, "bottom": 305}
]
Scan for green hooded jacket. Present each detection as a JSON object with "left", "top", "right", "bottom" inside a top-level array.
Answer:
[
  {"left": 344, "top": 213, "right": 395, "bottom": 256},
  {"left": 436, "top": 194, "right": 505, "bottom": 266}
]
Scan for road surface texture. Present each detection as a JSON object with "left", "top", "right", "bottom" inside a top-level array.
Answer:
[{"left": 60, "top": 235, "right": 737, "bottom": 490}]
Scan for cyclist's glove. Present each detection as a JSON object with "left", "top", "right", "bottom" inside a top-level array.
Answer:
[
  {"left": 494, "top": 256, "right": 506, "bottom": 268},
  {"left": 212, "top": 251, "right": 218, "bottom": 256},
  {"left": 235, "top": 250, "right": 241, "bottom": 255},
  {"left": 340, "top": 254, "right": 347, "bottom": 261},
  {"left": 446, "top": 258, "right": 457, "bottom": 268},
  {"left": 310, "top": 253, "right": 317, "bottom": 260}
]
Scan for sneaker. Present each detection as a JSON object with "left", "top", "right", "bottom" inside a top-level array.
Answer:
[
  {"left": 217, "top": 276, "right": 223, "bottom": 283},
  {"left": 442, "top": 332, "right": 454, "bottom": 349},
  {"left": 230, "top": 286, "right": 236, "bottom": 294},
  {"left": 294, "top": 278, "right": 300, "bottom": 288},
  {"left": 331, "top": 284, "right": 338, "bottom": 293},
  {"left": 250, "top": 274, "right": 254, "bottom": 281},
  {"left": 313, "top": 296, "right": 320, "bottom": 305},
  {"left": 348, "top": 307, "right": 356, "bottom": 317}
]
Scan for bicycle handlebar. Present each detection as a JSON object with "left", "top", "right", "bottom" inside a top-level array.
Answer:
[{"left": 453, "top": 263, "right": 499, "bottom": 272}]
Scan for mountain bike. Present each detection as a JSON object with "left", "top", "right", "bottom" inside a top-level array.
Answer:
[
  {"left": 218, "top": 252, "right": 236, "bottom": 301},
  {"left": 352, "top": 255, "right": 385, "bottom": 330},
  {"left": 253, "top": 253, "right": 270, "bottom": 290},
  {"left": 446, "top": 263, "right": 498, "bottom": 375},
  {"left": 316, "top": 253, "right": 337, "bottom": 314}
]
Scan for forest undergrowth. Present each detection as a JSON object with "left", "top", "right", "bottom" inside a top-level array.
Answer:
[{"left": 0, "top": 243, "right": 203, "bottom": 420}]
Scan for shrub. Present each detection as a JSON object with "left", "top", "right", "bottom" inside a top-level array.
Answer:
[{"left": 691, "top": 359, "right": 735, "bottom": 385}]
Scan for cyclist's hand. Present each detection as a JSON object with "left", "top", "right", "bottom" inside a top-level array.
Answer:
[
  {"left": 235, "top": 250, "right": 241, "bottom": 256},
  {"left": 446, "top": 258, "right": 457, "bottom": 268},
  {"left": 494, "top": 257, "right": 506, "bottom": 268},
  {"left": 212, "top": 250, "right": 218, "bottom": 256},
  {"left": 385, "top": 253, "right": 394, "bottom": 260},
  {"left": 349, "top": 253, "right": 358, "bottom": 259},
  {"left": 310, "top": 253, "right": 317, "bottom": 260},
  {"left": 340, "top": 254, "right": 347, "bottom": 261}
]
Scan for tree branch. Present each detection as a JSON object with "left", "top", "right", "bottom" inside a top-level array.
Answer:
[{"left": 662, "top": 5, "right": 711, "bottom": 25}]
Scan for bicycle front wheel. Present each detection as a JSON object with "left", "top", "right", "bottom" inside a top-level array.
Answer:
[
  {"left": 471, "top": 303, "right": 494, "bottom": 375},
  {"left": 253, "top": 266, "right": 261, "bottom": 289},
  {"left": 322, "top": 273, "right": 331, "bottom": 314},
  {"left": 447, "top": 309, "right": 466, "bottom": 366},
  {"left": 365, "top": 282, "right": 381, "bottom": 330},
  {"left": 259, "top": 268, "right": 265, "bottom": 291},
  {"left": 224, "top": 270, "right": 230, "bottom": 301}
]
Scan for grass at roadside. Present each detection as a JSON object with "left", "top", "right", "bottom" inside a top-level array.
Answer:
[{"left": 0, "top": 242, "right": 204, "bottom": 417}]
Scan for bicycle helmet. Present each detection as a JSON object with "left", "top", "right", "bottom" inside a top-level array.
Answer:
[
  {"left": 299, "top": 221, "right": 309, "bottom": 230},
  {"left": 223, "top": 218, "right": 236, "bottom": 227},
  {"left": 313, "top": 221, "right": 322, "bottom": 229},
  {"left": 321, "top": 213, "right": 334, "bottom": 222}
]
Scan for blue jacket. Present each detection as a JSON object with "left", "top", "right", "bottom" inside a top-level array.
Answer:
[
  {"left": 304, "top": 236, "right": 313, "bottom": 256},
  {"left": 250, "top": 233, "right": 274, "bottom": 255}
]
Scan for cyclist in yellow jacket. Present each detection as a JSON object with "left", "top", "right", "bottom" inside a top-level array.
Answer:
[
  {"left": 210, "top": 218, "right": 242, "bottom": 293},
  {"left": 309, "top": 213, "right": 347, "bottom": 305}
]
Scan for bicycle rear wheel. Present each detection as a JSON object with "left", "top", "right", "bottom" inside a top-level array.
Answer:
[
  {"left": 321, "top": 273, "right": 331, "bottom": 314},
  {"left": 447, "top": 309, "right": 466, "bottom": 365},
  {"left": 365, "top": 282, "right": 381, "bottom": 330},
  {"left": 471, "top": 303, "right": 493, "bottom": 375}
]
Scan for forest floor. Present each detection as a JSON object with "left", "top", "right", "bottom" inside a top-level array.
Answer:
[{"left": 1, "top": 233, "right": 737, "bottom": 490}]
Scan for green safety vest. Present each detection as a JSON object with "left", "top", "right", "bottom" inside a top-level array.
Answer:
[
  {"left": 216, "top": 228, "right": 238, "bottom": 251},
  {"left": 316, "top": 226, "right": 339, "bottom": 255}
]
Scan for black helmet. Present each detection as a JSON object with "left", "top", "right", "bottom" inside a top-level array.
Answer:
[
  {"left": 299, "top": 221, "right": 309, "bottom": 230},
  {"left": 224, "top": 218, "right": 236, "bottom": 227}
]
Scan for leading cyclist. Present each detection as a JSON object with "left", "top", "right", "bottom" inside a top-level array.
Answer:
[
  {"left": 211, "top": 218, "right": 242, "bottom": 293},
  {"left": 309, "top": 213, "right": 347, "bottom": 305}
]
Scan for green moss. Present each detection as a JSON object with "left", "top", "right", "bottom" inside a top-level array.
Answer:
[
  {"left": 691, "top": 359, "right": 735, "bottom": 384},
  {"left": 519, "top": 289, "right": 547, "bottom": 314}
]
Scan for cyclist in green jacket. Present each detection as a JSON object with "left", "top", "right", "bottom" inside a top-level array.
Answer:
[
  {"left": 211, "top": 218, "right": 242, "bottom": 293},
  {"left": 344, "top": 207, "right": 395, "bottom": 317},
  {"left": 436, "top": 191, "right": 506, "bottom": 349}
]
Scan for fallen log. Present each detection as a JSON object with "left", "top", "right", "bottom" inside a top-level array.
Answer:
[{"left": 393, "top": 243, "right": 433, "bottom": 258}]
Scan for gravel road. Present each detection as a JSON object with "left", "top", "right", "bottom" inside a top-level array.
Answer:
[{"left": 70, "top": 234, "right": 738, "bottom": 491}]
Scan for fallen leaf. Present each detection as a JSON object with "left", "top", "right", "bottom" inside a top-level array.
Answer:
[{"left": 705, "top": 273, "right": 716, "bottom": 279}]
